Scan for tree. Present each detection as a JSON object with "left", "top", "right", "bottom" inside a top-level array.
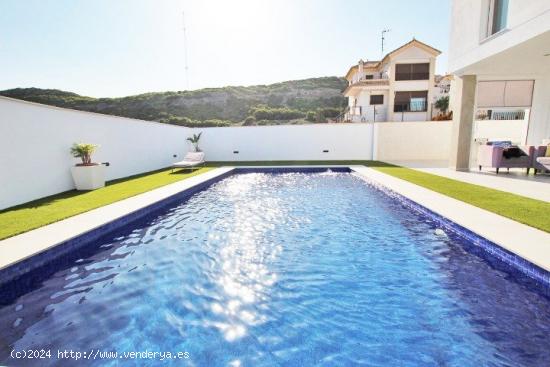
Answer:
[
  {"left": 315, "top": 109, "right": 326, "bottom": 123},
  {"left": 243, "top": 116, "right": 256, "bottom": 126},
  {"left": 435, "top": 96, "right": 449, "bottom": 113}
]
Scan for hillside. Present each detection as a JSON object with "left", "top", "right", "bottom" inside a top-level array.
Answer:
[{"left": 0, "top": 77, "right": 348, "bottom": 127}]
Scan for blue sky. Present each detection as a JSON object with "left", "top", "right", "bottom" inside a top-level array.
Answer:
[{"left": 0, "top": 0, "right": 450, "bottom": 97}]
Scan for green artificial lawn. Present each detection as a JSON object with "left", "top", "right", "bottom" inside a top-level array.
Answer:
[
  {"left": 373, "top": 165, "right": 550, "bottom": 233},
  {"left": 0, "top": 167, "right": 213, "bottom": 240},
  {"left": 0, "top": 161, "right": 548, "bottom": 241}
]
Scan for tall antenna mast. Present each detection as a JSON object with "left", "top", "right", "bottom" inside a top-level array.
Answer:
[
  {"left": 182, "top": 11, "right": 189, "bottom": 90},
  {"left": 381, "top": 29, "right": 390, "bottom": 57}
]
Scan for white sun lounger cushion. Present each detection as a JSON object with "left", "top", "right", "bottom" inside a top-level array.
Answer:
[{"left": 173, "top": 152, "right": 205, "bottom": 167}]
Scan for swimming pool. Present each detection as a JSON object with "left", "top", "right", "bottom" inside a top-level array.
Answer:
[{"left": 1, "top": 170, "right": 549, "bottom": 366}]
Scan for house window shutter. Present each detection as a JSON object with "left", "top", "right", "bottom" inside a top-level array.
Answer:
[
  {"left": 477, "top": 81, "right": 505, "bottom": 107},
  {"left": 411, "top": 63, "right": 429, "bottom": 80},
  {"left": 504, "top": 80, "right": 533, "bottom": 107},
  {"left": 370, "top": 95, "right": 384, "bottom": 105},
  {"left": 395, "top": 64, "right": 411, "bottom": 81},
  {"left": 394, "top": 92, "right": 409, "bottom": 111},
  {"left": 394, "top": 91, "right": 427, "bottom": 112},
  {"left": 395, "top": 63, "right": 429, "bottom": 81},
  {"left": 477, "top": 80, "right": 533, "bottom": 107}
]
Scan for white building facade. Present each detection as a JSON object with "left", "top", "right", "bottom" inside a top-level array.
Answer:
[
  {"left": 448, "top": 0, "right": 550, "bottom": 169},
  {"left": 432, "top": 75, "right": 453, "bottom": 115},
  {"left": 343, "top": 39, "right": 441, "bottom": 123}
]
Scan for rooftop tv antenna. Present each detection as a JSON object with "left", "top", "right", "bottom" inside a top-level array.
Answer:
[
  {"left": 381, "top": 29, "right": 390, "bottom": 57},
  {"left": 182, "top": 11, "right": 190, "bottom": 90}
]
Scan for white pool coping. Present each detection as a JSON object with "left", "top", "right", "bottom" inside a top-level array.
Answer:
[
  {"left": 0, "top": 167, "right": 233, "bottom": 272},
  {"left": 350, "top": 166, "right": 550, "bottom": 272},
  {"left": 0, "top": 164, "right": 549, "bottom": 278}
]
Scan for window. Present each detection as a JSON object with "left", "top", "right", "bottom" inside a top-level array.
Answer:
[
  {"left": 364, "top": 75, "right": 374, "bottom": 80},
  {"left": 488, "top": 0, "right": 509, "bottom": 36},
  {"left": 410, "top": 98, "right": 425, "bottom": 112},
  {"left": 395, "top": 63, "right": 429, "bottom": 81},
  {"left": 370, "top": 95, "right": 384, "bottom": 105},
  {"left": 394, "top": 91, "right": 428, "bottom": 112}
]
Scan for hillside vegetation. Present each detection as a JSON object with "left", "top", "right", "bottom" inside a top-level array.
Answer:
[{"left": 0, "top": 77, "right": 347, "bottom": 127}]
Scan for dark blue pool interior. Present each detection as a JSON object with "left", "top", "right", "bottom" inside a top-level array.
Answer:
[{"left": 1, "top": 167, "right": 549, "bottom": 366}]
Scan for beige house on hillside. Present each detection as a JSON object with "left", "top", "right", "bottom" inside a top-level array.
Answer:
[{"left": 343, "top": 39, "right": 441, "bottom": 123}]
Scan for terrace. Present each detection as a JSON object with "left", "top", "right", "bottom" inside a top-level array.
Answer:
[
  {"left": 1, "top": 1, "right": 550, "bottom": 363},
  {"left": 1, "top": 93, "right": 549, "bottom": 257},
  {"left": 1, "top": 80, "right": 550, "bottom": 364},
  {"left": 1, "top": 161, "right": 549, "bottom": 242}
]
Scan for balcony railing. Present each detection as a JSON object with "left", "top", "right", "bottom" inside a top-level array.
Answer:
[
  {"left": 394, "top": 101, "right": 427, "bottom": 113},
  {"left": 338, "top": 105, "right": 388, "bottom": 123},
  {"left": 349, "top": 78, "right": 390, "bottom": 87},
  {"left": 475, "top": 108, "right": 528, "bottom": 121}
]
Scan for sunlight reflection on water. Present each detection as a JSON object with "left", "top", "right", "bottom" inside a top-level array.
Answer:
[{"left": 213, "top": 173, "right": 285, "bottom": 341}]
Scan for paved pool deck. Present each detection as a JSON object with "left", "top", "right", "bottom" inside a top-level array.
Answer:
[
  {"left": 351, "top": 166, "right": 550, "bottom": 273},
  {"left": 0, "top": 167, "right": 234, "bottom": 273},
  {"left": 1, "top": 164, "right": 549, "bottom": 282},
  {"left": 387, "top": 160, "right": 550, "bottom": 203},
  {"left": 416, "top": 168, "right": 550, "bottom": 203}
]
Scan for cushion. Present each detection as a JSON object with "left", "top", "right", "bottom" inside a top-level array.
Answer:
[
  {"left": 546, "top": 145, "right": 550, "bottom": 157},
  {"left": 502, "top": 146, "right": 526, "bottom": 159},
  {"left": 487, "top": 141, "right": 512, "bottom": 148}
]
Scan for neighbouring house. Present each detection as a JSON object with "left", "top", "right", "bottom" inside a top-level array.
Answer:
[
  {"left": 432, "top": 74, "right": 453, "bottom": 116},
  {"left": 448, "top": 0, "right": 550, "bottom": 170},
  {"left": 342, "top": 39, "right": 441, "bottom": 123}
]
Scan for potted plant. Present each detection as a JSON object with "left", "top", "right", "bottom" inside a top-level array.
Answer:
[
  {"left": 70, "top": 143, "right": 105, "bottom": 190},
  {"left": 435, "top": 96, "right": 449, "bottom": 114},
  {"left": 187, "top": 132, "right": 202, "bottom": 152}
]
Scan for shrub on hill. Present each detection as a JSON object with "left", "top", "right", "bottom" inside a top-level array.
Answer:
[{"left": 250, "top": 106, "right": 306, "bottom": 120}]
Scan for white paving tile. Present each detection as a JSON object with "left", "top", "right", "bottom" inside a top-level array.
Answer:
[
  {"left": 414, "top": 167, "right": 550, "bottom": 203},
  {"left": 386, "top": 160, "right": 550, "bottom": 203}
]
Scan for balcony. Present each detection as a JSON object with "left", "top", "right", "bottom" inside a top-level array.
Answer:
[
  {"left": 343, "top": 78, "right": 390, "bottom": 96},
  {"left": 342, "top": 105, "right": 388, "bottom": 122}
]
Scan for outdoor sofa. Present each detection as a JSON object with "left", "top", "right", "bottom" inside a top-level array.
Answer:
[
  {"left": 534, "top": 145, "right": 550, "bottom": 174},
  {"left": 477, "top": 143, "right": 534, "bottom": 174}
]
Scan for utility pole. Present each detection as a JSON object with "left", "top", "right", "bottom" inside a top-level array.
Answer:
[
  {"left": 182, "top": 12, "right": 189, "bottom": 90},
  {"left": 381, "top": 29, "right": 390, "bottom": 57}
]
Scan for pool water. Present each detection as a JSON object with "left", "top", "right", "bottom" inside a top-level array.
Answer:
[{"left": 1, "top": 172, "right": 549, "bottom": 366}]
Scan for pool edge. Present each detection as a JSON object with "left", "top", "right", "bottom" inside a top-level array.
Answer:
[
  {"left": 350, "top": 166, "right": 550, "bottom": 289},
  {"left": 0, "top": 166, "right": 351, "bottom": 286},
  {"left": 1, "top": 165, "right": 549, "bottom": 291}
]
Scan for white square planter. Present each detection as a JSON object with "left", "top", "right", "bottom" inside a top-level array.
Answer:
[{"left": 71, "top": 165, "right": 105, "bottom": 190}]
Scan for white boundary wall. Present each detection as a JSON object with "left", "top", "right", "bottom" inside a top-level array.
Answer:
[
  {"left": 193, "top": 122, "right": 452, "bottom": 163},
  {"left": 473, "top": 120, "right": 528, "bottom": 144},
  {"left": 374, "top": 121, "right": 452, "bottom": 161},
  {"left": 194, "top": 124, "right": 375, "bottom": 162},
  {"left": 0, "top": 97, "right": 191, "bottom": 209},
  {"left": 1, "top": 97, "right": 452, "bottom": 209}
]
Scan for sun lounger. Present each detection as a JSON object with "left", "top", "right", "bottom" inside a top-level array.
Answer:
[{"left": 172, "top": 152, "right": 205, "bottom": 172}]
